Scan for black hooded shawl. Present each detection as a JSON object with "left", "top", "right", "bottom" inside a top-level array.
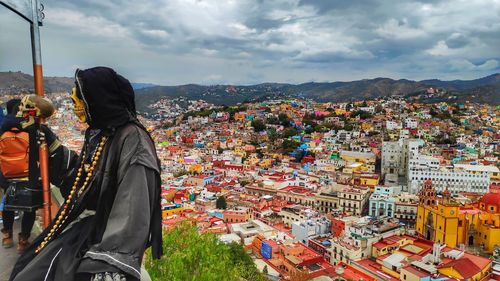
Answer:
[{"left": 9, "top": 67, "right": 163, "bottom": 281}]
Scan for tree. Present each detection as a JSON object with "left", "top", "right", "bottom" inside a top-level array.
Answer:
[
  {"left": 278, "top": 113, "right": 290, "bottom": 126},
  {"left": 344, "top": 123, "right": 354, "bottom": 131},
  {"left": 145, "top": 222, "right": 267, "bottom": 281},
  {"left": 268, "top": 127, "right": 278, "bottom": 141},
  {"left": 216, "top": 196, "right": 227, "bottom": 209},
  {"left": 282, "top": 139, "right": 299, "bottom": 152},
  {"left": 263, "top": 265, "right": 268, "bottom": 275},
  {"left": 174, "top": 170, "right": 188, "bottom": 178},
  {"left": 352, "top": 110, "right": 373, "bottom": 119},
  {"left": 282, "top": 128, "right": 298, "bottom": 138},
  {"left": 314, "top": 124, "right": 327, "bottom": 133},
  {"left": 266, "top": 116, "right": 279, "bottom": 125},
  {"left": 251, "top": 119, "right": 266, "bottom": 132},
  {"left": 302, "top": 117, "right": 316, "bottom": 127}
]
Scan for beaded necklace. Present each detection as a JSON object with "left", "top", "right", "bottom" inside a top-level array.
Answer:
[{"left": 35, "top": 136, "right": 108, "bottom": 254}]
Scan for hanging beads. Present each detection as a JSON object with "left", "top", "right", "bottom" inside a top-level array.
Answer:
[{"left": 35, "top": 136, "right": 108, "bottom": 254}]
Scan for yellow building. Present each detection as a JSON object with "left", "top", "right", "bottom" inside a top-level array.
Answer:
[
  {"left": 259, "top": 159, "right": 274, "bottom": 169},
  {"left": 162, "top": 203, "right": 184, "bottom": 218},
  {"left": 335, "top": 108, "right": 346, "bottom": 116},
  {"left": 416, "top": 180, "right": 500, "bottom": 253},
  {"left": 340, "top": 150, "right": 376, "bottom": 173},
  {"left": 188, "top": 163, "right": 203, "bottom": 174},
  {"left": 360, "top": 122, "right": 374, "bottom": 132},
  {"left": 351, "top": 173, "right": 379, "bottom": 188}
]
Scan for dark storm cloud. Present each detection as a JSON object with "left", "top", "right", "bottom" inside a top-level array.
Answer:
[
  {"left": 0, "top": 0, "right": 499, "bottom": 84},
  {"left": 445, "top": 33, "right": 471, "bottom": 49}
]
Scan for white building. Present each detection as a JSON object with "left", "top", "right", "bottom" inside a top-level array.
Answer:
[
  {"left": 292, "top": 217, "right": 331, "bottom": 244},
  {"left": 407, "top": 154, "right": 497, "bottom": 194},
  {"left": 381, "top": 139, "right": 424, "bottom": 178},
  {"left": 386, "top": 120, "right": 402, "bottom": 131},
  {"left": 404, "top": 118, "right": 418, "bottom": 129},
  {"left": 381, "top": 141, "right": 403, "bottom": 177}
]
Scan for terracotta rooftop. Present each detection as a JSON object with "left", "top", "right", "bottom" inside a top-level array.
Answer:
[{"left": 438, "top": 258, "right": 481, "bottom": 279}]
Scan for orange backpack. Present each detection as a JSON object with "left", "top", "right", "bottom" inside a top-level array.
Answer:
[{"left": 0, "top": 128, "right": 30, "bottom": 179}]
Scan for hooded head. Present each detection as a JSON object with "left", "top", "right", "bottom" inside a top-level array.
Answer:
[
  {"left": 6, "top": 98, "right": 21, "bottom": 115},
  {"left": 74, "top": 67, "right": 136, "bottom": 129}
]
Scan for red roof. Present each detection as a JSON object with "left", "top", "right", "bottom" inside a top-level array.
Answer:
[{"left": 438, "top": 258, "right": 481, "bottom": 279}]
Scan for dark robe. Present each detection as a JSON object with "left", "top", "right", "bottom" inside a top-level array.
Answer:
[{"left": 9, "top": 67, "right": 162, "bottom": 281}]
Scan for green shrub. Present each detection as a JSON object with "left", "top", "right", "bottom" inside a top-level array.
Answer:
[{"left": 145, "top": 222, "right": 268, "bottom": 281}]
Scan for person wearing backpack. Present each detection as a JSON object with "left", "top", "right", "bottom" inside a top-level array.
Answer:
[{"left": 0, "top": 98, "right": 36, "bottom": 252}]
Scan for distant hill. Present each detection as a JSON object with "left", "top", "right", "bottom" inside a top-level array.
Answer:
[
  {"left": 0, "top": 71, "right": 73, "bottom": 94},
  {"left": 131, "top": 83, "right": 157, "bottom": 90},
  {"left": 135, "top": 73, "right": 499, "bottom": 110},
  {"left": 2, "top": 71, "right": 498, "bottom": 108},
  {"left": 420, "top": 73, "right": 500, "bottom": 90},
  {"left": 0, "top": 71, "right": 157, "bottom": 94}
]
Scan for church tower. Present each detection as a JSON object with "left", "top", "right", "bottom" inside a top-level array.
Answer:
[{"left": 418, "top": 180, "right": 437, "bottom": 206}]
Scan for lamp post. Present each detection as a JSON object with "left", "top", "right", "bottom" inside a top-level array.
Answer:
[{"left": 0, "top": 0, "right": 51, "bottom": 228}]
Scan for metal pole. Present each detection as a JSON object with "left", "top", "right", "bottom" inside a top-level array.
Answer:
[{"left": 30, "top": 0, "right": 51, "bottom": 228}]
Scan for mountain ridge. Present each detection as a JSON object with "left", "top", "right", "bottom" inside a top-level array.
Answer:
[{"left": 1, "top": 71, "right": 498, "bottom": 108}]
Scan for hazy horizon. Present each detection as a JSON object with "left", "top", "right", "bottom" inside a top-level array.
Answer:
[{"left": 1, "top": 69, "right": 498, "bottom": 87}]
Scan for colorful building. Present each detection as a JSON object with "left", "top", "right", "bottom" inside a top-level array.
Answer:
[{"left": 416, "top": 180, "right": 500, "bottom": 253}]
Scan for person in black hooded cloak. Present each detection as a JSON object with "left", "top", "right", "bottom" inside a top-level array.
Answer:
[{"left": 9, "top": 67, "right": 163, "bottom": 281}]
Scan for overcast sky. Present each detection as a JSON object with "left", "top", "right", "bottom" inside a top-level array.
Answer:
[{"left": 1, "top": 0, "right": 499, "bottom": 85}]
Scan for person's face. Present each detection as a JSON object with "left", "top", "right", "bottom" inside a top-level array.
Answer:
[{"left": 71, "top": 87, "right": 87, "bottom": 123}]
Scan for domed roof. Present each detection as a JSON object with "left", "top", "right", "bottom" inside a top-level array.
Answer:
[{"left": 479, "top": 189, "right": 500, "bottom": 210}]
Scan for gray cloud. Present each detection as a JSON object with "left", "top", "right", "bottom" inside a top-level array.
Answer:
[{"left": 0, "top": 0, "right": 499, "bottom": 85}]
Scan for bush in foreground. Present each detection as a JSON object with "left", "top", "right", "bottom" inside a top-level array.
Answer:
[{"left": 145, "top": 222, "right": 268, "bottom": 281}]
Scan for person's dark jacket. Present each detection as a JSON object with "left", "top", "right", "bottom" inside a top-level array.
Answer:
[{"left": 9, "top": 67, "right": 163, "bottom": 281}]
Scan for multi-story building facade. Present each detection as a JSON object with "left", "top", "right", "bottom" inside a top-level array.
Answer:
[
  {"left": 292, "top": 217, "right": 331, "bottom": 244},
  {"left": 381, "top": 141, "right": 403, "bottom": 177},
  {"left": 315, "top": 192, "right": 339, "bottom": 214},
  {"left": 338, "top": 186, "right": 370, "bottom": 216},
  {"left": 381, "top": 139, "right": 424, "bottom": 178},
  {"left": 408, "top": 154, "right": 497, "bottom": 194},
  {"left": 279, "top": 206, "right": 317, "bottom": 228},
  {"left": 328, "top": 217, "right": 404, "bottom": 265},
  {"left": 394, "top": 193, "right": 418, "bottom": 227},
  {"left": 368, "top": 186, "right": 402, "bottom": 217}
]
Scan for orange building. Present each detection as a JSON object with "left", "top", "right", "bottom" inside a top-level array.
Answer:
[
  {"left": 223, "top": 210, "right": 250, "bottom": 223},
  {"left": 251, "top": 238, "right": 335, "bottom": 280}
]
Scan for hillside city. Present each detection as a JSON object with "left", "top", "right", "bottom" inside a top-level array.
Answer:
[{"left": 6, "top": 88, "right": 495, "bottom": 281}]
